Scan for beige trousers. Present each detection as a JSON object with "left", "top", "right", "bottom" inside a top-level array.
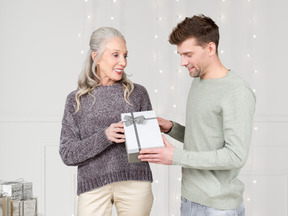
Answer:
[{"left": 77, "top": 181, "right": 153, "bottom": 216}]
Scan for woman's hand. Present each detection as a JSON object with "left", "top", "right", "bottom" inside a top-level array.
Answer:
[{"left": 105, "top": 121, "right": 125, "bottom": 143}]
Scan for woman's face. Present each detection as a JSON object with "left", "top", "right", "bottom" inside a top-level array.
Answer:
[{"left": 96, "top": 37, "right": 128, "bottom": 85}]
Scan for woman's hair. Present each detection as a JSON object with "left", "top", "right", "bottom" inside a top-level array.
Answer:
[
  {"left": 169, "top": 14, "right": 219, "bottom": 53},
  {"left": 75, "top": 27, "right": 134, "bottom": 112}
]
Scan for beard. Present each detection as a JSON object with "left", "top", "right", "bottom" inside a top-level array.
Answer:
[{"left": 188, "top": 67, "right": 201, "bottom": 78}]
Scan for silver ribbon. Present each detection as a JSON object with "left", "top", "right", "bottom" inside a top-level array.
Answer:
[{"left": 123, "top": 115, "right": 145, "bottom": 127}]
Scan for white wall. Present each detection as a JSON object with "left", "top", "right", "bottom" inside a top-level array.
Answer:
[{"left": 1, "top": 0, "right": 288, "bottom": 215}]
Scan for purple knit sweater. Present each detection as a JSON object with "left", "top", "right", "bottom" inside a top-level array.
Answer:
[{"left": 59, "top": 82, "right": 153, "bottom": 195}]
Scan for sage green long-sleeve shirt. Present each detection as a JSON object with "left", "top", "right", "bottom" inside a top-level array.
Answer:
[{"left": 168, "top": 70, "right": 256, "bottom": 210}]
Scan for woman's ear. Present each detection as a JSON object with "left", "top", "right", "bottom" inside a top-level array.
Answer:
[{"left": 91, "top": 51, "right": 97, "bottom": 61}]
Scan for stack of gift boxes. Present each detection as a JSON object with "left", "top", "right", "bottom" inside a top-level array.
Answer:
[{"left": 0, "top": 179, "right": 37, "bottom": 216}]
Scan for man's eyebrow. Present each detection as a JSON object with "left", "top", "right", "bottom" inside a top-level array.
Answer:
[{"left": 178, "top": 51, "right": 193, "bottom": 55}]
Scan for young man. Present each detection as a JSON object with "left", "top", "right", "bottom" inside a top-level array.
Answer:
[{"left": 138, "top": 14, "right": 256, "bottom": 216}]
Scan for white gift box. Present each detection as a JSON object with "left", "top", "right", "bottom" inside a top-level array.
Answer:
[
  {"left": 0, "top": 181, "right": 33, "bottom": 200},
  {"left": 121, "top": 110, "right": 164, "bottom": 163},
  {"left": 0, "top": 184, "right": 22, "bottom": 200}
]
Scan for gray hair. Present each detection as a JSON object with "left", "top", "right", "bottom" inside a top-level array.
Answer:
[{"left": 75, "top": 27, "right": 134, "bottom": 112}]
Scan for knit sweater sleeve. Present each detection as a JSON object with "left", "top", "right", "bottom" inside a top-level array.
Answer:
[
  {"left": 173, "top": 85, "right": 256, "bottom": 169},
  {"left": 59, "top": 93, "right": 113, "bottom": 166},
  {"left": 167, "top": 121, "right": 185, "bottom": 143}
]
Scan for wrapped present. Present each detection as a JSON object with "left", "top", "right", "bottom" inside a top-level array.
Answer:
[
  {"left": 0, "top": 183, "right": 22, "bottom": 201},
  {"left": 11, "top": 198, "right": 37, "bottom": 216},
  {"left": 21, "top": 183, "right": 32, "bottom": 200},
  {"left": 0, "top": 180, "right": 33, "bottom": 200},
  {"left": 0, "top": 196, "right": 12, "bottom": 216},
  {"left": 121, "top": 110, "right": 164, "bottom": 163}
]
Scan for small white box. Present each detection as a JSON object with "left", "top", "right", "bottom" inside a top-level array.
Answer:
[
  {"left": 121, "top": 110, "right": 164, "bottom": 163},
  {"left": 1, "top": 184, "right": 22, "bottom": 200}
]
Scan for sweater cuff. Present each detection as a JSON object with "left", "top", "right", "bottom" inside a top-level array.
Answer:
[
  {"left": 167, "top": 121, "right": 185, "bottom": 143},
  {"left": 172, "top": 147, "right": 183, "bottom": 165}
]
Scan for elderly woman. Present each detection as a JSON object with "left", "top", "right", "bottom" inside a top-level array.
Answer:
[{"left": 59, "top": 27, "right": 153, "bottom": 216}]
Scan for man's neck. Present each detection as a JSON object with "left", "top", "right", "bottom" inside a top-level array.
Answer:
[{"left": 200, "top": 59, "right": 228, "bottom": 79}]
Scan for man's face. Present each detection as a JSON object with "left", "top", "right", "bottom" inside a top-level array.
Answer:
[{"left": 177, "top": 37, "right": 209, "bottom": 78}]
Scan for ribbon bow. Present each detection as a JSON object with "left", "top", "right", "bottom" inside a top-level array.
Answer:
[{"left": 123, "top": 115, "right": 146, "bottom": 127}]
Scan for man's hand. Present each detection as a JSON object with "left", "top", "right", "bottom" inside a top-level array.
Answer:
[
  {"left": 138, "top": 135, "right": 174, "bottom": 165},
  {"left": 157, "top": 117, "right": 173, "bottom": 133}
]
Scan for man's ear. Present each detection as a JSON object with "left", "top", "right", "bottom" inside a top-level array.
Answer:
[
  {"left": 207, "top": 42, "right": 216, "bottom": 56},
  {"left": 91, "top": 51, "right": 97, "bottom": 61}
]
